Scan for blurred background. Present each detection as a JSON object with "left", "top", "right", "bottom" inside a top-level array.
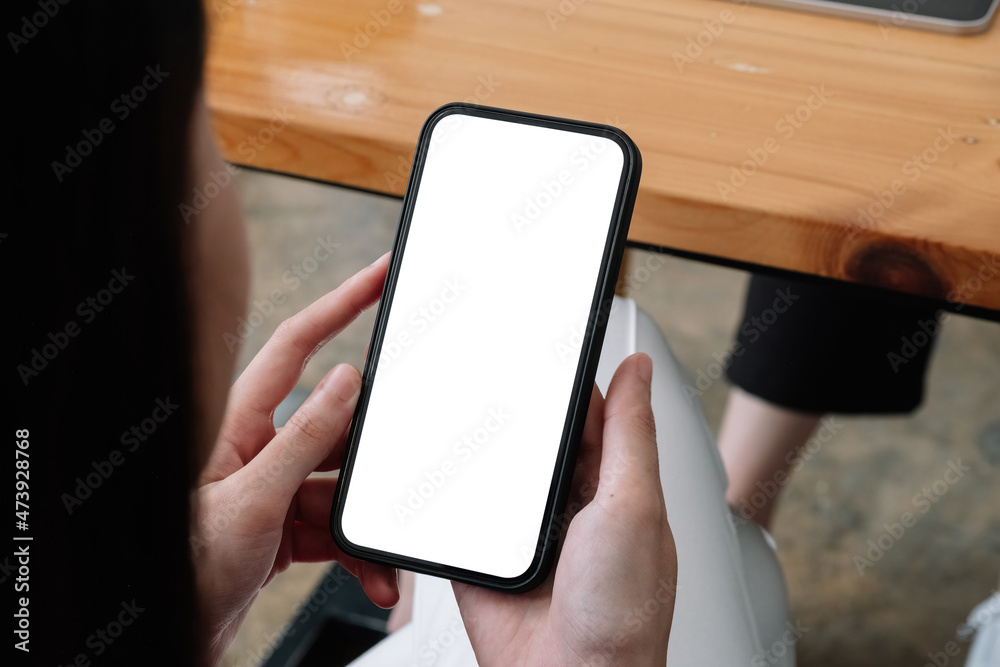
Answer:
[{"left": 218, "top": 168, "right": 1000, "bottom": 667}]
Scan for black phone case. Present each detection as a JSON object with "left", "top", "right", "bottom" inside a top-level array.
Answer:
[{"left": 331, "top": 102, "right": 642, "bottom": 592}]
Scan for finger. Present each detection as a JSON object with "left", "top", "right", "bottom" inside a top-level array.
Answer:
[
  {"left": 597, "top": 353, "right": 663, "bottom": 502},
  {"left": 291, "top": 523, "right": 399, "bottom": 607},
  {"left": 292, "top": 522, "right": 340, "bottom": 562},
  {"left": 338, "top": 553, "right": 400, "bottom": 608},
  {"left": 294, "top": 477, "right": 338, "bottom": 526},
  {"left": 223, "top": 252, "right": 390, "bottom": 464},
  {"left": 567, "top": 384, "right": 605, "bottom": 510},
  {"left": 357, "top": 560, "right": 400, "bottom": 609},
  {"left": 243, "top": 363, "right": 361, "bottom": 502}
]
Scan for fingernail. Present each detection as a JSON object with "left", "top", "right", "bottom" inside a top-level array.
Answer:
[
  {"left": 320, "top": 364, "right": 362, "bottom": 403},
  {"left": 635, "top": 353, "right": 653, "bottom": 384},
  {"left": 371, "top": 251, "right": 390, "bottom": 266}
]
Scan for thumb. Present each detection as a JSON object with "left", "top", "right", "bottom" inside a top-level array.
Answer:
[
  {"left": 597, "top": 353, "right": 661, "bottom": 499},
  {"left": 243, "top": 363, "right": 362, "bottom": 501}
]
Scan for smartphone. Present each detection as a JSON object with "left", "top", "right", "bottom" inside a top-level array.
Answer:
[
  {"left": 331, "top": 104, "right": 641, "bottom": 591},
  {"left": 747, "top": 0, "right": 999, "bottom": 34}
]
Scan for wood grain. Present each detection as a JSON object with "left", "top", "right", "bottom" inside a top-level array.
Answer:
[{"left": 205, "top": 0, "right": 1000, "bottom": 309}]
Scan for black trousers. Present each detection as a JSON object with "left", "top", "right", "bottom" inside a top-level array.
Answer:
[{"left": 726, "top": 275, "right": 940, "bottom": 414}]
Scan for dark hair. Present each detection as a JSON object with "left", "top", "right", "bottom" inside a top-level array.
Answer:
[{"left": 9, "top": 0, "right": 206, "bottom": 663}]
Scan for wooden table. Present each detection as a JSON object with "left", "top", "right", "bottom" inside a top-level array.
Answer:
[{"left": 206, "top": 0, "right": 1000, "bottom": 311}]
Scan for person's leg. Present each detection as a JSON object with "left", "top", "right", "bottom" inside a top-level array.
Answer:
[
  {"left": 608, "top": 298, "right": 789, "bottom": 665},
  {"left": 718, "top": 388, "right": 821, "bottom": 529},
  {"left": 721, "top": 275, "right": 942, "bottom": 529}
]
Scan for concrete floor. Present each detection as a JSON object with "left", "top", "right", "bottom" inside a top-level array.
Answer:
[{"left": 220, "top": 168, "right": 1000, "bottom": 667}]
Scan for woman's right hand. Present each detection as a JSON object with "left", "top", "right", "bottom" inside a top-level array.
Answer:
[{"left": 454, "top": 353, "right": 677, "bottom": 666}]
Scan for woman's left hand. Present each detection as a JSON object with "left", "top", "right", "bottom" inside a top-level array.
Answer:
[{"left": 192, "top": 253, "right": 398, "bottom": 663}]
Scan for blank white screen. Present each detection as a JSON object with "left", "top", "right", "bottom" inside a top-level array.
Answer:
[{"left": 341, "top": 113, "right": 625, "bottom": 579}]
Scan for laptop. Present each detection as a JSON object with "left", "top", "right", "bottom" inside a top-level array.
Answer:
[{"left": 748, "top": 0, "right": 999, "bottom": 34}]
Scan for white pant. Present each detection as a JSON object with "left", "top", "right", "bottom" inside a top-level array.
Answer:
[{"left": 351, "top": 297, "right": 793, "bottom": 666}]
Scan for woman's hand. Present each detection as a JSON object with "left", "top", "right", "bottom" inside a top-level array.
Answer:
[
  {"left": 192, "top": 254, "right": 398, "bottom": 663},
  {"left": 453, "top": 353, "right": 677, "bottom": 667}
]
